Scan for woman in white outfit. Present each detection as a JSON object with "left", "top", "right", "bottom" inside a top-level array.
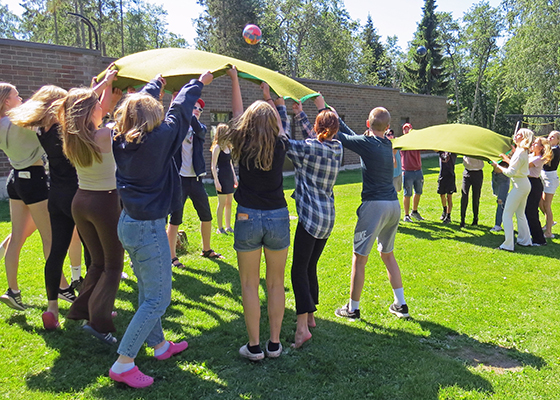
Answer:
[
  {"left": 540, "top": 131, "right": 559, "bottom": 238},
  {"left": 492, "top": 129, "right": 533, "bottom": 251}
]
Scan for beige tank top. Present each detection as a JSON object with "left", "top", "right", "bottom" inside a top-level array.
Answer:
[{"left": 75, "top": 151, "right": 117, "bottom": 191}]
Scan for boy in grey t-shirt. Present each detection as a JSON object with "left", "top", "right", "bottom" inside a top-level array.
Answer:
[{"left": 334, "top": 107, "right": 409, "bottom": 320}]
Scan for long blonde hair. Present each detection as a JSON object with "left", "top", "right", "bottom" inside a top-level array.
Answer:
[
  {"left": 56, "top": 88, "right": 102, "bottom": 167},
  {"left": 113, "top": 93, "right": 163, "bottom": 143},
  {"left": 227, "top": 100, "right": 279, "bottom": 171},
  {"left": 515, "top": 128, "right": 534, "bottom": 151},
  {"left": 0, "top": 83, "right": 17, "bottom": 117},
  {"left": 534, "top": 136, "right": 553, "bottom": 165},
  {"left": 210, "top": 123, "right": 231, "bottom": 152},
  {"left": 7, "top": 85, "right": 67, "bottom": 128}
]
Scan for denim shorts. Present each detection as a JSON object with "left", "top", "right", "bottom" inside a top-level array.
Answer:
[
  {"left": 234, "top": 205, "right": 290, "bottom": 252},
  {"left": 6, "top": 166, "right": 49, "bottom": 204},
  {"left": 402, "top": 169, "right": 424, "bottom": 197}
]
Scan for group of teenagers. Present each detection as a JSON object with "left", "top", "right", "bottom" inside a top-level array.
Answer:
[
  {"left": 0, "top": 65, "right": 409, "bottom": 388},
  {"left": 434, "top": 130, "right": 558, "bottom": 251}
]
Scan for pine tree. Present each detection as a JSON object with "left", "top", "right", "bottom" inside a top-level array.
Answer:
[
  {"left": 358, "top": 15, "right": 389, "bottom": 86},
  {"left": 403, "top": 0, "right": 448, "bottom": 95}
]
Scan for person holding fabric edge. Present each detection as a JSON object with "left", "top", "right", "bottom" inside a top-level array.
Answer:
[
  {"left": 110, "top": 71, "right": 213, "bottom": 388},
  {"left": 288, "top": 94, "right": 342, "bottom": 348},
  {"left": 525, "top": 136, "right": 552, "bottom": 246},
  {"left": 334, "top": 107, "right": 409, "bottom": 320},
  {"left": 492, "top": 128, "right": 533, "bottom": 252},
  {"left": 227, "top": 72, "right": 290, "bottom": 361}
]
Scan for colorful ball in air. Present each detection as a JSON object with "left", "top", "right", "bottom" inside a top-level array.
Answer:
[
  {"left": 243, "top": 24, "right": 262, "bottom": 45},
  {"left": 416, "top": 46, "right": 427, "bottom": 56}
]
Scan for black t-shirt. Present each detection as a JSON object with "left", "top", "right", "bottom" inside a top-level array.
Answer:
[
  {"left": 37, "top": 124, "right": 78, "bottom": 188},
  {"left": 543, "top": 146, "right": 560, "bottom": 171},
  {"left": 234, "top": 136, "right": 288, "bottom": 210}
]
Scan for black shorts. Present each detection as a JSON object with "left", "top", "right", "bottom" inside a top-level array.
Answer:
[
  {"left": 169, "top": 176, "right": 212, "bottom": 225},
  {"left": 437, "top": 174, "right": 457, "bottom": 195},
  {"left": 6, "top": 166, "right": 49, "bottom": 205}
]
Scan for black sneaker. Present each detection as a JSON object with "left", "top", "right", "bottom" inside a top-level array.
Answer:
[
  {"left": 70, "top": 277, "right": 84, "bottom": 293},
  {"left": 335, "top": 303, "right": 360, "bottom": 320},
  {"left": 389, "top": 303, "right": 410, "bottom": 319},
  {"left": 411, "top": 210, "right": 424, "bottom": 221},
  {"left": 443, "top": 215, "right": 451, "bottom": 224},
  {"left": 58, "top": 287, "right": 77, "bottom": 303},
  {"left": 0, "top": 288, "right": 25, "bottom": 311}
]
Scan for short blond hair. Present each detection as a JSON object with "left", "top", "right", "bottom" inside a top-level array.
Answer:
[
  {"left": 8, "top": 85, "right": 67, "bottom": 128},
  {"left": 368, "top": 107, "right": 391, "bottom": 132},
  {"left": 516, "top": 128, "right": 534, "bottom": 151},
  {"left": 113, "top": 93, "right": 164, "bottom": 144}
]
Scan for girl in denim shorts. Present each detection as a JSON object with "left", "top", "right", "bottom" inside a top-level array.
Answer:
[{"left": 227, "top": 73, "right": 290, "bottom": 361}]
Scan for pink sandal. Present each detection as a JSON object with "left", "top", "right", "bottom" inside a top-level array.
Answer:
[
  {"left": 109, "top": 366, "right": 153, "bottom": 388},
  {"left": 155, "top": 340, "right": 189, "bottom": 360}
]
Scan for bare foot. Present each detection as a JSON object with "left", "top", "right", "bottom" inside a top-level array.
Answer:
[
  {"left": 308, "top": 313, "right": 316, "bottom": 328},
  {"left": 291, "top": 330, "right": 312, "bottom": 349}
]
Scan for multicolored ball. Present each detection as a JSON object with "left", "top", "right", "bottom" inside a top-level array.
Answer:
[{"left": 243, "top": 24, "right": 262, "bottom": 45}]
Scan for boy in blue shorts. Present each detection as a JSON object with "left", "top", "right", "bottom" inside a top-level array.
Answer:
[{"left": 334, "top": 107, "right": 409, "bottom": 319}]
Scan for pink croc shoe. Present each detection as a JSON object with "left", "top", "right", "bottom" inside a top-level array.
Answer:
[
  {"left": 109, "top": 366, "right": 153, "bottom": 388},
  {"left": 154, "top": 340, "right": 188, "bottom": 360},
  {"left": 42, "top": 311, "right": 60, "bottom": 330}
]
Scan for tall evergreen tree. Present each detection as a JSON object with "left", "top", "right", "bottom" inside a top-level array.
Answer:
[
  {"left": 358, "top": 14, "right": 389, "bottom": 86},
  {"left": 403, "top": 0, "right": 448, "bottom": 95}
]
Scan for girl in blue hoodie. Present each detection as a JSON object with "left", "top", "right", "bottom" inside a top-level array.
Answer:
[{"left": 109, "top": 72, "right": 212, "bottom": 389}]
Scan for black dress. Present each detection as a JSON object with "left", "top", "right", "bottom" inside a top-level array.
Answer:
[{"left": 216, "top": 150, "right": 234, "bottom": 194}]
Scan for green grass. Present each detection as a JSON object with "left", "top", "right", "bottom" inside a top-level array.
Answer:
[{"left": 1, "top": 156, "right": 559, "bottom": 399}]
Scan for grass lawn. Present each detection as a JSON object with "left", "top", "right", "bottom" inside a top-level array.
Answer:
[{"left": 0, "top": 156, "right": 559, "bottom": 399}]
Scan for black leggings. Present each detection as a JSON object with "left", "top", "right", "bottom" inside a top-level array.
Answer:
[
  {"left": 461, "top": 169, "right": 483, "bottom": 223},
  {"left": 291, "top": 223, "right": 328, "bottom": 315},
  {"left": 44, "top": 185, "right": 91, "bottom": 301},
  {"left": 525, "top": 177, "right": 546, "bottom": 245}
]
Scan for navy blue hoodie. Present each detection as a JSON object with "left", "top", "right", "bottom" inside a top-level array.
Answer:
[{"left": 113, "top": 78, "right": 203, "bottom": 220}]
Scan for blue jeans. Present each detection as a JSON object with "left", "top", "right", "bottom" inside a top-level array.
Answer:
[
  {"left": 116, "top": 211, "right": 172, "bottom": 359},
  {"left": 234, "top": 205, "right": 290, "bottom": 252},
  {"left": 492, "top": 172, "right": 510, "bottom": 227}
]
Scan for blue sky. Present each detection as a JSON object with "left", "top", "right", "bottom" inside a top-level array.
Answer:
[{"left": 2, "top": 0, "right": 502, "bottom": 49}]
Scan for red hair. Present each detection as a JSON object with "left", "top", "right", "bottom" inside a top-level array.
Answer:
[{"left": 314, "top": 110, "right": 339, "bottom": 142}]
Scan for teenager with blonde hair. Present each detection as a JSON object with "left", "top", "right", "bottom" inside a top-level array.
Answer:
[
  {"left": 225, "top": 69, "right": 289, "bottom": 361},
  {"left": 493, "top": 128, "right": 533, "bottom": 251},
  {"left": 109, "top": 72, "right": 212, "bottom": 388},
  {"left": 0, "top": 83, "right": 52, "bottom": 311},
  {"left": 211, "top": 123, "right": 238, "bottom": 234},
  {"left": 525, "top": 136, "right": 552, "bottom": 246},
  {"left": 540, "top": 131, "right": 560, "bottom": 238},
  {"left": 58, "top": 70, "right": 124, "bottom": 342}
]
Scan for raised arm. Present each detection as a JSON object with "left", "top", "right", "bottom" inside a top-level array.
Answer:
[
  {"left": 292, "top": 100, "right": 314, "bottom": 139},
  {"left": 227, "top": 66, "right": 243, "bottom": 118},
  {"left": 99, "top": 69, "right": 118, "bottom": 115},
  {"left": 261, "top": 82, "right": 284, "bottom": 136}
]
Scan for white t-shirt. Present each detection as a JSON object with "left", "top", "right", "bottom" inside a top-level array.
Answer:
[{"left": 179, "top": 127, "right": 195, "bottom": 177}]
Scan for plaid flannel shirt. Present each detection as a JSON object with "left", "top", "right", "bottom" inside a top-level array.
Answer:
[{"left": 280, "top": 109, "right": 343, "bottom": 239}]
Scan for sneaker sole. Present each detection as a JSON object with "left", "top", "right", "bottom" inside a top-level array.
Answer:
[
  {"left": 58, "top": 294, "right": 76, "bottom": 303},
  {"left": 389, "top": 308, "right": 410, "bottom": 319},
  {"left": 0, "top": 296, "right": 25, "bottom": 311},
  {"left": 334, "top": 310, "right": 359, "bottom": 320}
]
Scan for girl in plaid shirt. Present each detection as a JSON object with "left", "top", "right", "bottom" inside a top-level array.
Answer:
[{"left": 288, "top": 96, "right": 343, "bottom": 348}]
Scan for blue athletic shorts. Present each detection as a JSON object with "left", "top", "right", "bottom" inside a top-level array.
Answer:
[{"left": 403, "top": 169, "right": 424, "bottom": 197}]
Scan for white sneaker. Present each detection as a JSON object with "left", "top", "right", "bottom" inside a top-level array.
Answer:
[{"left": 490, "top": 225, "right": 502, "bottom": 232}]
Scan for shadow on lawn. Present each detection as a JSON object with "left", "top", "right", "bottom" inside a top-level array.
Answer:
[
  {"left": 397, "top": 220, "right": 558, "bottom": 259},
  {"left": 22, "top": 253, "right": 545, "bottom": 399}
]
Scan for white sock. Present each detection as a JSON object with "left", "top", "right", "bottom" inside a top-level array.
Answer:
[
  {"left": 393, "top": 288, "right": 406, "bottom": 306},
  {"left": 11, "top": 289, "right": 20, "bottom": 294},
  {"left": 71, "top": 265, "right": 82, "bottom": 281},
  {"left": 111, "top": 361, "right": 135, "bottom": 374},
  {"left": 154, "top": 341, "right": 170, "bottom": 357},
  {"left": 350, "top": 299, "right": 360, "bottom": 312}
]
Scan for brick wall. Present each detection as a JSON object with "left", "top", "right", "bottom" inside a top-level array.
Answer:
[{"left": 0, "top": 38, "right": 447, "bottom": 193}]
